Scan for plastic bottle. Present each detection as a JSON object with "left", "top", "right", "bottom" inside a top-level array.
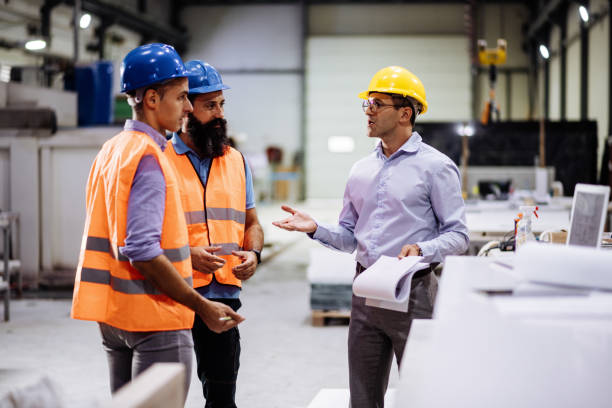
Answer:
[{"left": 515, "top": 206, "right": 537, "bottom": 250}]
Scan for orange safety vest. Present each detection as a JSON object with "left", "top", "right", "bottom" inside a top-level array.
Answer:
[
  {"left": 71, "top": 130, "right": 194, "bottom": 332},
  {"left": 165, "top": 140, "right": 246, "bottom": 288}
]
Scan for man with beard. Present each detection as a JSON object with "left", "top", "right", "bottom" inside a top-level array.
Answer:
[
  {"left": 165, "top": 59, "right": 263, "bottom": 408},
  {"left": 71, "top": 44, "right": 243, "bottom": 401}
]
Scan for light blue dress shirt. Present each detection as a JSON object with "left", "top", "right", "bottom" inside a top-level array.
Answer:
[
  {"left": 170, "top": 133, "right": 255, "bottom": 299},
  {"left": 121, "top": 120, "right": 167, "bottom": 262},
  {"left": 312, "top": 132, "right": 469, "bottom": 268}
]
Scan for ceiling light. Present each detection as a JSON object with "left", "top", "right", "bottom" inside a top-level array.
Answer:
[
  {"left": 25, "top": 39, "right": 46, "bottom": 51},
  {"left": 79, "top": 13, "right": 91, "bottom": 29},
  {"left": 539, "top": 44, "right": 550, "bottom": 60},
  {"left": 579, "top": 5, "right": 589, "bottom": 23}
]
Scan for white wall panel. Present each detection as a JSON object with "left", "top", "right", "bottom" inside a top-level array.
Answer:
[
  {"left": 9, "top": 137, "right": 39, "bottom": 282},
  {"left": 511, "top": 73, "right": 530, "bottom": 120},
  {"left": 221, "top": 73, "right": 301, "bottom": 164},
  {"left": 0, "top": 149, "right": 8, "bottom": 212},
  {"left": 588, "top": 1, "right": 609, "bottom": 172},
  {"left": 549, "top": 26, "right": 561, "bottom": 120},
  {"left": 566, "top": 4, "right": 582, "bottom": 120},
  {"left": 566, "top": 40, "right": 581, "bottom": 120},
  {"left": 306, "top": 35, "right": 470, "bottom": 198},
  {"left": 0, "top": 148, "right": 8, "bottom": 257},
  {"left": 181, "top": 5, "right": 301, "bottom": 70},
  {"left": 39, "top": 128, "right": 116, "bottom": 272},
  {"left": 49, "top": 148, "right": 99, "bottom": 269},
  {"left": 309, "top": 4, "right": 464, "bottom": 35},
  {"left": 180, "top": 5, "right": 303, "bottom": 166}
]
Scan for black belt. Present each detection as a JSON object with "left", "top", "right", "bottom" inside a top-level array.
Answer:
[{"left": 356, "top": 262, "right": 435, "bottom": 279}]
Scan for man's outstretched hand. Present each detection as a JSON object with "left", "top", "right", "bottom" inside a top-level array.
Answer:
[{"left": 272, "top": 205, "right": 317, "bottom": 233}]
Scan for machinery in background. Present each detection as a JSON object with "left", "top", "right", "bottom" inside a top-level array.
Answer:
[{"left": 478, "top": 38, "right": 507, "bottom": 125}]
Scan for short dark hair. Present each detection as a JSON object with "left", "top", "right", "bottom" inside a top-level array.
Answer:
[
  {"left": 127, "top": 77, "right": 185, "bottom": 114},
  {"left": 390, "top": 94, "right": 421, "bottom": 126}
]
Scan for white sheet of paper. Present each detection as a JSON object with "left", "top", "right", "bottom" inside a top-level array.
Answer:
[{"left": 353, "top": 255, "right": 427, "bottom": 312}]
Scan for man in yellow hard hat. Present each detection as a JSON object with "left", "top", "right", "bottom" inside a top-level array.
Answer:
[{"left": 273, "top": 66, "right": 468, "bottom": 407}]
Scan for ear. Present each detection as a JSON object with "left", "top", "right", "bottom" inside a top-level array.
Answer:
[
  {"left": 400, "top": 106, "right": 413, "bottom": 124},
  {"left": 143, "top": 88, "right": 158, "bottom": 110}
]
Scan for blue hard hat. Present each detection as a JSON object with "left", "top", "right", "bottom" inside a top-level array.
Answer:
[
  {"left": 120, "top": 43, "right": 190, "bottom": 93},
  {"left": 185, "top": 60, "right": 230, "bottom": 95}
]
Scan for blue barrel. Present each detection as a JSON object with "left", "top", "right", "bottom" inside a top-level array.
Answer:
[{"left": 65, "top": 61, "right": 114, "bottom": 126}]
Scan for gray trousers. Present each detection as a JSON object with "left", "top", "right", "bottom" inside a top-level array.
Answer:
[
  {"left": 348, "top": 268, "right": 438, "bottom": 408},
  {"left": 99, "top": 322, "right": 194, "bottom": 399}
]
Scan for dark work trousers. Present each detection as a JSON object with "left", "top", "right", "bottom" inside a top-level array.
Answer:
[
  {"left": 98, "top": 322, "right": 193, "bottom": 399},
  {"left": 192, "top": 298, "right": 242, "bottom": 408},
  {"left": 348, "top": 264, "right": 438, "bottom": 408}
]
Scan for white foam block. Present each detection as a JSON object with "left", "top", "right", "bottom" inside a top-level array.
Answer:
[
  {"left": 396, "top": 308, "right": 612, "bottom": 408},
  {"left": 307, "top": 247, "right": 356, "bottom": 284},
  {"left": 308, "top": 388, "right": 395, "bottom": 408},
  {"left": 515, "top": 242, "right": 612, "bottom": 290}
]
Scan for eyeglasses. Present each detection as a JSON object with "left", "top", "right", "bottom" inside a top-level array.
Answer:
[{"left": 361, "top": 99, "right": 399, "bottom": 113}]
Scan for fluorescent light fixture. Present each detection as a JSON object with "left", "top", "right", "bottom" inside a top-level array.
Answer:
[
  {"left": 579, "top": 5, "right": 589, "bottom": 23},
  {"left": 79, "top": 13, "right": 91, "bottom": 29},
  {"left": 328, "top": 136, "right": 355, "bottom": 153},
  {"left": 457, "top": 124, "right": 475, "bottom": 137},
  {"left": 0, "top": 65, "right": 11, "bottom": 82},
  {"left": 539, "top": 44, "right": 550, "bottom": 60},
  {"left": 25, "top": 39, "right": 46, "bottom": 51}
]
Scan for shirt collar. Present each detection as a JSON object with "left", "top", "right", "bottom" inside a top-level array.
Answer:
[
  {"left": 170, "top": 132, "right": 195, "bottom": 156},
  {"left": 375, "top": 131, "right": 422, "bottom": 159},
  {"left": 124, "top": 119, "right": 167, "bottom": 151}
]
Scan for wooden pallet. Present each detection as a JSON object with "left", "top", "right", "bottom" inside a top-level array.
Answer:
[{"left": 311, "top": 309, "right": 351, "bottom": 327}]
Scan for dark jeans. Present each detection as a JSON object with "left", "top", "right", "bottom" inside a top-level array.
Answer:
[{"left": 192, "top": 298, "right": 242, "bottom": 408}]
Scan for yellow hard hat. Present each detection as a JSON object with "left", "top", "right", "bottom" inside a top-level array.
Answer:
[{"left": 358, "top": 66, "right": 428, "bottom": 114}]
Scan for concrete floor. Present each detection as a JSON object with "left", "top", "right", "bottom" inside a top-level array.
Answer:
[{"left": 0, "top": 202, "right": 401, "bottom": 408}]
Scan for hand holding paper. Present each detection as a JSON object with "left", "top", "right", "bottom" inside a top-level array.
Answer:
[{"left": 353, "top": 255, "right": 429, "bottom": 312}]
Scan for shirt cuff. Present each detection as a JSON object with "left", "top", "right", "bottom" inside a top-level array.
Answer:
[
  {"left": 119, "top": 243, "right": 164, "bottom": 263},
  {"left": 309, "top": 221, "right": 326, "bottom": 240},
  {"left": 416, "top": 241, "right": 432, "bottom": 261}
]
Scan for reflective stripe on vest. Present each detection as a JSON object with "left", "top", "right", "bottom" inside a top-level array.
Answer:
[
  {"left": 81, "top": 267, "right": 193, "bottom": 295},
  {"left": 85, "top": 236, "right": 190, "bottom": 263},
  {"left": 71, "top": 130, "right": 194, "bottom": 332},
  {"left": 165, "top": 142, "right": 246, "bottom": 288}
]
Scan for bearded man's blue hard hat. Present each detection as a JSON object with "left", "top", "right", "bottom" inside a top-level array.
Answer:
[
  {"left": 120, "top": 43, "right": 190, "bottom": 93},
  {"left": 185, "top": 60, "right": 230, "bottom": 95}
]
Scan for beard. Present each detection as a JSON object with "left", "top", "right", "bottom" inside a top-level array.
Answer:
[{"left": 186, "top": 114, "right": 229, "bottom": 158}]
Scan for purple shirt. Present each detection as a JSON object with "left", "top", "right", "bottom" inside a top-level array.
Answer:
[
  {"left": 119, "top": 120, "right": 167, "bottom": 262},
  {"left": 312, "top": 132, "right": 469, "bottom": 267}
]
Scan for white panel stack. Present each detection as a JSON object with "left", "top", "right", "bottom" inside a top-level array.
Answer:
[
  {"left": 7, "top": 83, "right": 77, "bottom": 127},
  {"left": 306, "top": 35, "right": 471, "bottom": 199}
]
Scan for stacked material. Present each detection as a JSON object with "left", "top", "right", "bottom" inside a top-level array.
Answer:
[
  {"left": 307, "top": 248, "right": 355, "bottom": 311},
  {"left": 396, "top": 243, "right": 612, "bottom": 408},
  {"left": 0, "top": 107, "right": 56, "bottom": 133}
]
